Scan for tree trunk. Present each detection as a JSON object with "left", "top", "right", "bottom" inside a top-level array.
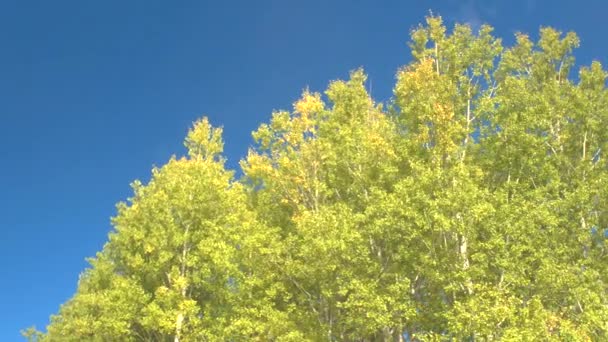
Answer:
[
  {"left": 174, "top": 313, "right": 184, "bottom": 342},
  {"left": 459, "top": 234, "right": 472, "bottom": 295},
  {"left": 175, "top": 223, "right": 190, "bottom": 342}
]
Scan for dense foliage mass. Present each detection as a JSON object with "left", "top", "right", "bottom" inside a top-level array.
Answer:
[{"left": 29, "top": 16, "right": 608, "bottom": 341}]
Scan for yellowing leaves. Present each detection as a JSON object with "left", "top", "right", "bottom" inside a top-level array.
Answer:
[
  {"left": 242, "top": 152, "right": 274, "bottom": 178},
  {"left": 294, "top": 90, "right": 324, "bottom": 118},
  {"left": 394, "top": 57, "right": 467, "bottom": 157},
  {"left": 400, "top": 58, "right": 437, "bottom": 90},
  {"left": 185, "top": 117, "right": 224, "bottom": 161},
  {"left": 362, "top": 115, "right": 399, "bottom": 162},
  {"left": 433, "top": 102, "right": 454, "bottom": 122}
]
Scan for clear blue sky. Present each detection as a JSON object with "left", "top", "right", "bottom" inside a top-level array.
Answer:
[{"left": 1, "top": 0, "right": 606, "bottom": 340}]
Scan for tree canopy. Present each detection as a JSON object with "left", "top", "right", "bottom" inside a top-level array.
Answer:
[{"left": 28, "top": 16, "right": 608, "bottom": 341}]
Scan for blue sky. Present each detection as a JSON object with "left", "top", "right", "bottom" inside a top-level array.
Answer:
[{"left": 1, "top": 0, "right": 607, "bottom": 340}]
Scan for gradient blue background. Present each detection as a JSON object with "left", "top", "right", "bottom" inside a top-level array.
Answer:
[{"left": 2, "top": 0, "right": 607, "bottom": 340}]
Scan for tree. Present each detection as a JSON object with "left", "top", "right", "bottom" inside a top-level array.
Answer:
[
  {"left": 32, "top": 15, "right": 608, "bottom": 341},
  {"left": 242, "top": 71, "right": 410, "bottom": 339},
  {"left": 39, "top": 118, "right": 276, "bottom": 341}
]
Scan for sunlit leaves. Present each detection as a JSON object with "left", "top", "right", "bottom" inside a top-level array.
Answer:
[{"left": 37, "top": 15, "right": 608, "bottom": 341}]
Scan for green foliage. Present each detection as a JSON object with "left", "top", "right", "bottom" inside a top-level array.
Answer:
[{"left": 35, "top": 15, "right": 608, "bottom": 341}]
